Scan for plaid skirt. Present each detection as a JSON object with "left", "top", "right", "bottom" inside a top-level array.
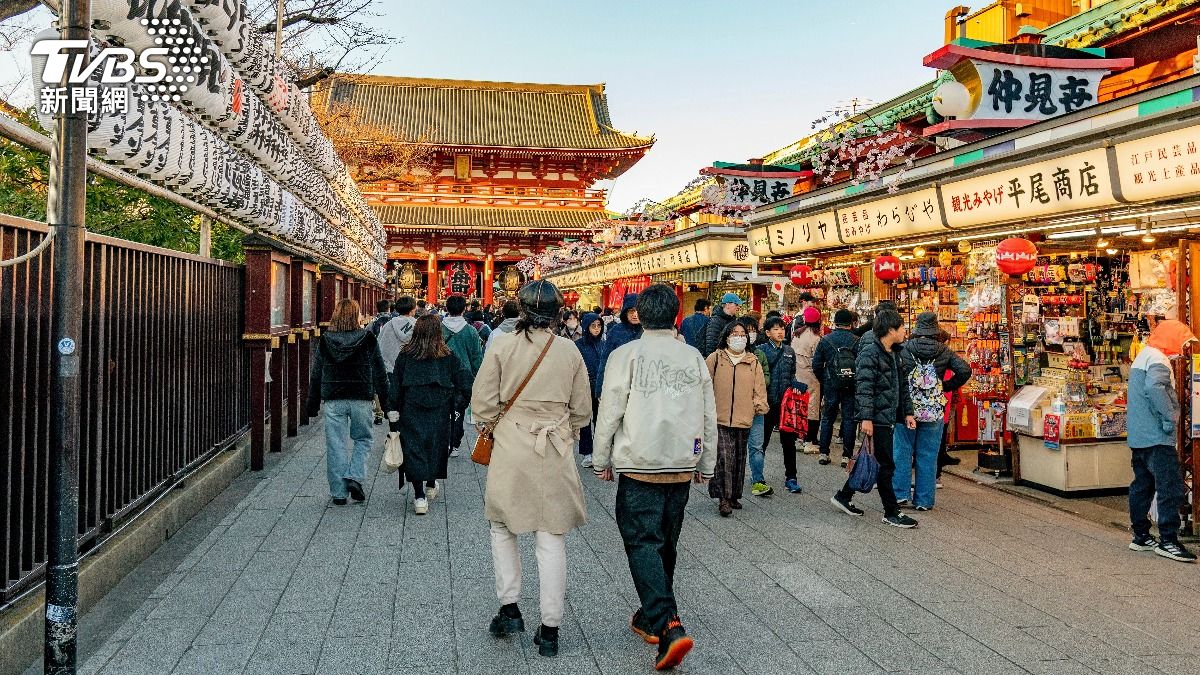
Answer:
[{"left": 709, "top": 425, "right": 749, "bottom": 501}]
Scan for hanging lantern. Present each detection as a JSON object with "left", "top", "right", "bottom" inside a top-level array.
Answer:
[
  {"left": 996, "top": 237, "right": 1039, "bottom": 276},
  {"left": 938, "top": 250, "right": 954, "bottom": 267},
  {"left": 873, "top": 255, "right": 902, "bottom": 282},
  {"left": 789, "top": 264, "right": 813, "bottom": 287}
]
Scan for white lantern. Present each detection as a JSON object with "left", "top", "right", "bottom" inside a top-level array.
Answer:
[{"left": 932, "top": 80, "right": 972, "bottom": 119}]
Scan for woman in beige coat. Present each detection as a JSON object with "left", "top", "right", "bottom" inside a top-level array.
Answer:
[
  {"left": 705, "top": 321, "right": 769, "bottom": 517},
  {"left": 471, "top": 280, "right": 592, "bottom": 658},
  {"left": 791, "top": 306, "right": 823, "bottom": 453}
]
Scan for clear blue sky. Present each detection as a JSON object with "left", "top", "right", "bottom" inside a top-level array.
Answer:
[{"left": 377, "top": 0, "right": 955, "bottom": 212}]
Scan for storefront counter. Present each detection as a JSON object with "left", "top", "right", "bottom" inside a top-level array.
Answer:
[{"left": 1015, "top": 434, "right": 1132, "bottom": 494}]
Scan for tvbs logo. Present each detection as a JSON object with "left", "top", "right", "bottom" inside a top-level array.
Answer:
[{"left": 33, "top": 40, "right": 170, "bottom": 115}]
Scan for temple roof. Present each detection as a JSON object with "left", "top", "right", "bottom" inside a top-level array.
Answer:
[
  {"left": 318, "top": 75, "right": 655, "bottom": 152},
  {"left": 374, "top": 204, "right": 609, "bottom": 231}
]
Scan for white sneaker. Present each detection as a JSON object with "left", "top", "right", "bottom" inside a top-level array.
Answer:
[
  {"left": 801, "top": 442, "right": 819, "bottom": 455},
  {"left": 426, "top": 481, "right": 439, "bottom": 501},
  {"left": 450, "top": 449, "right": 460, "bottom": 458},
  {"left": 414, "top": 498, "right": 428, "bottom": 515},
  {"left": 581, "top": 456, "right": 594, "bottom": 468}
]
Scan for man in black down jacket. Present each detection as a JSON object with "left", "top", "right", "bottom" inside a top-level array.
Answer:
[
  {"left": 830, "top": 309, "right": 917, "bottom": 529},
  {"left": 811, "top": 309, "right": 860, "bottom": 467},
  {"left": 702, "top": 292, "right": 743, "bottom": 357}
]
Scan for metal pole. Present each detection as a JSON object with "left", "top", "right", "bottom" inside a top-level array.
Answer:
[
  {"left": 45, "top": 0, "right": 89, "bottom": 671},
  {"left": 274, "top": 0, "right": 285, "bottom": 58}
]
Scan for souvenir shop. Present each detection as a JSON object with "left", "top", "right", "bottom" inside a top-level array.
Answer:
[{"left": 745, "top": 104, "right": 1200, "bottom": 499}]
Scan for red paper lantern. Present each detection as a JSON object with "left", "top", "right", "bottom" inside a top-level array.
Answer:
[
  {"left": 996, "top": 237, "right": 1038, "bottom": 276},
  {"left": 873, "top": 255, "right": 902, "bottom": 282},
  {"left": 789, "top": 264, "right": 813, "bottom": 287}
]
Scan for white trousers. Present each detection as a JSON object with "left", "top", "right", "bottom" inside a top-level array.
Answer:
[{"left": 489, "top": 522, "right": 566, "bottom": 627}]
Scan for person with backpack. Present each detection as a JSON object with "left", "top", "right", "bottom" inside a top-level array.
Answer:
[
  {"left": 893, "top": 312, "right": 970, "bottom": 511},
  {"left": 811, "top": 309, "right": 860, "bottom": 467},
  {"left": 830, "top": 310, "right": 918, "bottom": 529},
  {"left": 752, "top": 316, "right": 799, "bottom": 496},
  {"left": 790, "top": 307, "right": 823, "bottom": 454},
  {"left": 705, "top": 321, "right": 769, "bottom": 516},
  {"left": 680, "top": 299, "right": 711, "bottom": 350},
  {"left": 442, "top": 294, "right": 484, "bottom": 457}
]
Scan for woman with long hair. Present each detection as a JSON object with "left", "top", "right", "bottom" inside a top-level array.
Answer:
[
  {"left": 307, "top": 298, "right": 390, "bottom": 505},
  {"left": 472, "top": 280, "right": 593, "bottom": 658},
  {"left": 389, "top": 315, "right": 473, "bottom": 515},
  {"left": 791, "top": 306, "right": 823, "bottom": 453},
  {"left": 705, "top": 321, "right": 768, "bottom": 516}
]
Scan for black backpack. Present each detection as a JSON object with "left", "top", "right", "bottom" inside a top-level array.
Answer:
[{"left": 834, "top": 345, "right": 856, "bottom": 392}]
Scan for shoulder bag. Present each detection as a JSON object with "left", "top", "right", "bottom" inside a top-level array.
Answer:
[{"left": 471, "top": 334, "right": 556, "bottom": 466}]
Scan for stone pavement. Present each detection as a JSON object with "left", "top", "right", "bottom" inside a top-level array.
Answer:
[{"left": 29, "top": 421, "right": 1200, "bottom": 675}]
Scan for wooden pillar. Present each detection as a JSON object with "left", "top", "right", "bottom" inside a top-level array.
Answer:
[
  {"left": 751, "top": 284, "right": 767, "bottom": 313},
  {"left": 426, "top": 252, "right": 438, "bottom": 304},
  {"left": 269, "top": 338, "right": 285, "bottom": 453},
  {"left": 249, "top": 349, "right": 267, "bottom": 470},
  {"left": 483, "top": 253, "right": 495, "bottom": 308},
  {"left": 287, "top": 257, "right": 307, "bottom": 437},
  {"left": 243, "top": 239, "right": 290, "bottom": 470},
  {"left": 319, "top": 266, "right": 342, "bottom": 324}
]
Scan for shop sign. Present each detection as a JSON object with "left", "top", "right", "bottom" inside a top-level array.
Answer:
[
  {"left": 973, "top": 62, "right": 1109, "bottom": 122},
  {"left": 1115, "top": 127, "right": 1200, "bottom": 203},
  {"left": 643, "top": 243, "right": 700, "bottom": 274},
  {"left": 615, "top": 257, "right": 643, "bottom": 279},
  {"left": 720, "top": 177, "right": 799, "bottom": 209},
  {"left": 747, "top": 226, "right": 772, "bottom": 257},
  {"left": 764, "top": 210, "right": 838, "bottom": 256},
  {"left": 943, "top": 148, "right": 1115, "bottom": 229},
  {"left": 837, "top": 188, "right": 944, "bottom": 246}
]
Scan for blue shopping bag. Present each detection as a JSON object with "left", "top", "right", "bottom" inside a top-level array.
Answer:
[{"left": 846, "top": 433, "right": 878, "bottom": 494}]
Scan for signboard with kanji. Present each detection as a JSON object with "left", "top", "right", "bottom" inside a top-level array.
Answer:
[
  {"left": 1115, "top": 127, "right": 1200, "bottom": 203},
  {"left": 836, "top": 188, "right": 944, "bottom": 246},
  {"left": 973, "top": 62, "right": 1109, "bottom": 122},
  {"left": 720, "top": 177, "right": 799, "bottom": 209},
  {"left": 942, "top": 148, "right": 1116, "bottom": 229}
]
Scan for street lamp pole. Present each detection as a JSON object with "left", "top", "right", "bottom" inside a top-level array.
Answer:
[{"left": 45, "top": 0, "right": 90, "bottom": 671}]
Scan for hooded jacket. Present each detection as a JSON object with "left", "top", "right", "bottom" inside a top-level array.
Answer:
[
  {"left": 377, "top": 314, "right": 417, "bottom": 373},
  {"left": 307, "top": 329, "right": 389, "bottom": 416},
  {"left": 575, "top": 313, "right": 606, "bottom": 397},
  {"left": 1128, "top": 320, "right": 1196, "bottom": 448},
  {"left": 702, "top": 306, "right": 737, "bottom": 358},
  {"left": 604, "top": 294, "right": 643, "bottom": 356},
  {"left": 705, "top": 349, "right": 770, "bottom": 429},
  {"left": 757, "top": 339, "right": 796, "bottom": 407},
  {"left": 812, "top": 328, "right": 860, "bottom": 393},
  {"left": 899, "top": 336, "right": 972, "bottom": 393},
  {"left": 486, "top": 317, "right": 520, "bottom": 350},
  {"left": 592, "top": 329, "right": 718, "bottom": 478},
  {"left": 854, "top": 336, "right": 913, "bottom": 426},
  {"left": 442, "top": 315, "right": 484, "bottom": 374},
  {"left": 680, "top": 311, "right": 710, "bottom": 350}
]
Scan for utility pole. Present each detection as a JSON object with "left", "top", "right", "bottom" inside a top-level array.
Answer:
[
  {"left": 274, "top": 0, "right": 285, "bottom": 59},
  {"left": 198, "top": 215, "right": 212, "bottom": 258},
  {"left": 45, "top": 0, "right": 90, "bottom": 671}
]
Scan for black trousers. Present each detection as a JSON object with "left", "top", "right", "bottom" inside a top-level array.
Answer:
[
  {"left": 764, "top": 403, "right": 799, "bottom": 480},
  {"left": 836, "top": 424, "right": 900, "bottom": 517},
  {"left": 616, "top": 475, "right": 690, "bottom": 635}
]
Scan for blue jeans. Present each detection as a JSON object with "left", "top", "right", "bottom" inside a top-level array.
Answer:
[
  {"left": 892, "top": 421, "right": 944, "bottom": 508},
  {"left": 819, "top": 389, "right": 856, "bottom": 458},
  {"left": 747, "top": 414, "right": 765, "bottom": 484},
  {"left": 1130, "top": 444, "right": 1185, "bottom": 542},
  {"left": 323, "top": 399, "right": 374, "bottom": 499}
]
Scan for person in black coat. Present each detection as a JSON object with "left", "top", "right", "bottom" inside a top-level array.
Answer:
[
  {"left": 811, "top": 309, "right": 861, "bottom": 466},
  {"left": 389, "top": 315, "right": 473, "bottom": 515},
  {"left": 308, "top": 298, "right": 391, "bottom": 505},
  {"left": 575, "top": 313, "right": 605, "bottom": 467},
  {"left": 702, "top": 292, "right": 743, "bottom": 357}
]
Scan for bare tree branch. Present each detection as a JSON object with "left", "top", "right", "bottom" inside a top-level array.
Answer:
[{"left": 256, "top": 11, "right": 339, "bottom": 33}]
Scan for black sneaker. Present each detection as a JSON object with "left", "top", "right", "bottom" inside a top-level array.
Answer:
[
  {"left": 1155, "top": 539, "right": 1198, "bottom": 563},
  {"left": 896, "top": 499, "right": 911, "bottom": 508},
  {"left": 830, "top": 495, "right": 864, "bottom": 516},
  {"left": 914, "top": 505, "right": 932, "bottom": 512},
  {"left": 346, "top": 479, "right": 366, "bottom": 502},
  {"left": 489, "top": 606, "right": 525, "bottom": 636},
  {"left": 883, "top": 513, "right": 918, "bottom": 529},
  {"left": 331, "top": 498, "right": 347, "bottom": 506},
  {"left": 818, "top": 454, "right": 831, "bottom": 465},
  {"left": 630, "top": 609, "right": 659, "bottom": 644},
  {"left": 374, "top": 416, "right": 384, "bottom": 425},
  {"left": 655, "top": 617, "right": 694, "bottom": 670},
  {"left": 533, "top": 624, "right": 559, "bottom": 657},
  {"left": 1129, "top": 534, "right": 1158, "bottom": 552},
  {"left": 944, "top": 455, "right": 962, "bottom": 465}
]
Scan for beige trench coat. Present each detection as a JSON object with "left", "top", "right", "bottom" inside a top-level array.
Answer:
[
  {"left": 791, "top": 330, "right": 822, "bottom": 421},
  {"left": 471, "top": 329, "right": 593, "bottom": 535}
]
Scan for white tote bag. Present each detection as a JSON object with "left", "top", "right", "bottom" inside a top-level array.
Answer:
[{"left": 381, "top": 432, "right": 404, "bottom": 473}]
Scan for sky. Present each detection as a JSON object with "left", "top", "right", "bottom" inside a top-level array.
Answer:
[{"left": 376, "top": 0, "right": 954, "bottom": 212}]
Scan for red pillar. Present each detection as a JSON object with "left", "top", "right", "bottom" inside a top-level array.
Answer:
[
  {"left": 426, "top": 252, "right": 438, "bottom": 305},
  {"left": 751, "top": 284, "right": 766, "bottom": 313},
  {"left": 483, "top": 254, "right": 495, "bottom": 307},
  {"left": 674, "top": 283, "right": 685, "bottom": 329}
]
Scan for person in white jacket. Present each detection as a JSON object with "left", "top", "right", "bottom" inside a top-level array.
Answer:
[
  {"left": 592, "top": 283, "right": 717, "bottom": 671},
  {"left": 377, "top": 296, "right": 417, "bottom": 372}
]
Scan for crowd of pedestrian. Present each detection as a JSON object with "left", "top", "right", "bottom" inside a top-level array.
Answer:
[{"left": 301, "top": 277, "right": 1198, "bottom": 671}]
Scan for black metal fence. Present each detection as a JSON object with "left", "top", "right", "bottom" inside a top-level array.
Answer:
[{"left": 0, "top": 214, "right": 250, "bottom": 602}]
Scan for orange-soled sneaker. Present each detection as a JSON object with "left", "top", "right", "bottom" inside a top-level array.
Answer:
[
  {"left": 654, "top": 617, "right": 694, "bottom": 670},
  {"left": 630, "top": 609, "right": 659, "bottom": 644}
]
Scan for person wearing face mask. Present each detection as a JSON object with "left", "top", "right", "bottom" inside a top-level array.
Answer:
[
  {"left": 575, "top": 313, "right": 606, "bottom": 468},
  {"left": 557, "top": 309, "right": 583, "bottom": 341},
  {"left": 1127, "top": 319, "right": 1199, "bottom": 563},
  {"left": 705, "top": 321, "right": 769, "bottom": 517}
]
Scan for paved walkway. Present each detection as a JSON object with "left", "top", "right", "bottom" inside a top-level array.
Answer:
[{"left": 33, "top": 421, "right": 1200, "bottom": 675}]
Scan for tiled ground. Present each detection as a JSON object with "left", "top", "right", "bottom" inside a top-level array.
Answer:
[{"left": 34, "top": 422, "right": 1200, "bottom": 674}]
